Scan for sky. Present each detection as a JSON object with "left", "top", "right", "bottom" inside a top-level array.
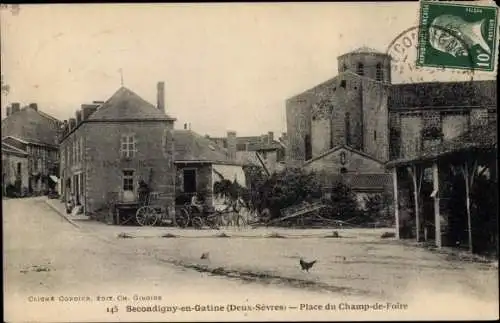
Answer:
[{"left": 1, "top": 3, "right": 497, "bottom": 137}]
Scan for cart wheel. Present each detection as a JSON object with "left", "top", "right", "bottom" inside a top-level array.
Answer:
[
  {"left": 175, "top": 208, "right": 190, "bottom": 228},
  {"left": 192, "top": 216, "right": 204, "bottom": 230},
  {"left": 136, "top": 206, "right": 158, "bottom": 226}
]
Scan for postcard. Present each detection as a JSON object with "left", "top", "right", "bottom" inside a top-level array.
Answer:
[{"left": 2, "top": 2, "right": 498, "bottom": 322}]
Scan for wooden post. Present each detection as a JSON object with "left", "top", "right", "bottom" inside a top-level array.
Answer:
[
  {"left": 460, "top": 159, "right": 478, "bottom": 253},
  {"left": 432, "top": 162, "right": 441, "bottom": 248},
  {"left": 408, "top": 165, "right": 422, "bottom": 242},
  {"left": 392, "top": 167, "right": 400, "bottom": 239}
]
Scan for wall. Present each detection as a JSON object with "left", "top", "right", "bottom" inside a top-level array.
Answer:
[
  {"left": 311, "top": 103, "right": 332, "bottom": 157},
  {"left": 338, "top": 52, "right": 391, "bottom": 83},
  {"left": 400, "top": 114, "right": 423, "bottom": 159},
  {"left": 2, "top": 153, "right": 29, "bottom": 191},
  {"left": 80, "top": 121, "right": 175, "bottom": 215},
  {"left": 303, "top": 147, "right": 385, "bottom": 174},
  {"left": 442, "top": 113, "right": 469, "bottom": 141},
  {"left": 362, "top": 78, "right": 390, "bottom": 162},
  {"left": 285, "top": 93, "right": 314, "bottom": 165}
]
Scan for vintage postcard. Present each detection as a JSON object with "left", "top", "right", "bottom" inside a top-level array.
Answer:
[{"left": 1, "top": 2, "right": 498, "bottom": 322}]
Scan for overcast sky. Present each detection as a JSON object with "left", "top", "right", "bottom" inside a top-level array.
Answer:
[{"left": 1, "top": 3, "right": 496, "bottom": 137}]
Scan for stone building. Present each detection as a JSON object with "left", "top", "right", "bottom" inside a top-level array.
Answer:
[
  {"left": 58, "top": 82, "right": 177, "bottom": 218},
  {"left": 285, "top": 46, "right": 496, "bottom": 206},
  {"left": 286, "top": 47, "right": 392, "bottom": 200},
  {"left": 2, "top": 103, "right": 61, "bottom": 195},
  {"left": 173, "top": 129, "right": 255, "bottom": 207},
  {"left": 209, "top": 131, "right": 287, "bottom": 175}
]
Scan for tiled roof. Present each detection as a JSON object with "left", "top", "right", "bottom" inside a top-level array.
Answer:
[
  {"left": 88, "top": 87, "right": 175, "bottom": 121},
  {"left": 388, "top": 80, "right": 497, "bottom": 109},
  {"left": 173, "top": 130, "right": 256, "bottom": 166},
  {"left": 387, "top": 121, "right": 497, "bottom": 167},
  {"left": 318, "top": 173, "right": 392, "bottom": 191},
  {"left": 1, "top": 107, "right": 61, "bottom": 146}
]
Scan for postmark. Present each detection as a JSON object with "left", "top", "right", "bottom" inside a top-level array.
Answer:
[
  {"left": 386, "top": 25, "right": 475, "bottom": 84},
  {"left": 416, "top": 1, "right": 498, "bottom": 71}
]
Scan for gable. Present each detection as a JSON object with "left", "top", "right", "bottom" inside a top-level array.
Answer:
[
  {"left": 88, "top": 87, "right": 175, "bottom": 121},
  {"left": 303, "top": 146, "right": 385, "bottom": 174}
]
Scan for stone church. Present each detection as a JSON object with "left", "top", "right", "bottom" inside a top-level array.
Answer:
[{"left": 285, "top": 46, "right": 496, "bottom": 202}]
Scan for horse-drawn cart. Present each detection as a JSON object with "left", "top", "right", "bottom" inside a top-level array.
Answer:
[{"left": 107, "top": 191, "right": 190, "bottom": 227}]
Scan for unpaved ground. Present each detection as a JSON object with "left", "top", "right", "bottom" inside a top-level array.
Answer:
[{"left": 3, "top": 197, "right": 499, "bottom": 321}]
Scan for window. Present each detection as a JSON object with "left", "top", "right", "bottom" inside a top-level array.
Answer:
[
  {"left": 304, "top": 134, "right": 312, "bottom": 161},
  {"left": 374, "top": 130, "right": 377, "bottom": 141},
  {"left": 343, "top": 64, "right": 347, "bottom": 72},
  {"left": 236, "top": 143, "right": 247, "bottom": 151},
  {"left": 345, "top": 112, "right": 351, "bottom": 146},
  {"left": 183, "top": 169, "right": 197, "bottom": 193},
  {"left": 80, "top": 137, "right": 84, "bottom": 161},
  {"left": 340, "top": 167, "right": 348, "bottom": 174},
  {"left": 340, "top": 80, "right": 347, "bottom": 89},
  {"left": 34, "top": 159, "right": 38, "bottom": 172},
  {"left": 121, "top": 134, "right": 136, "bottom": 158},
  {"left": 356, "top": 63, "right": 364, "bottom": 76},
  {"left": 376, "top": 63, "right": 383, "bottom": 81},
  {"left": 122, "top": 170, "right": 134, "bottom": 191},
  {"left": 17, "top": 162, "right": 21, "bottom": 175}
]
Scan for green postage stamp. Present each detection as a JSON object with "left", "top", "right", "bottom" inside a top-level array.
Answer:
[{"left": 417, "top": 1, "right": 498, "bottom": 71}]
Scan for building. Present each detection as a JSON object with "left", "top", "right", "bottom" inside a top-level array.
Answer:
[
  {"left": 173, "top": 129, "right": 256, "bottom": 207},
  {"left": 1, "top": 141, "right": 29, "bottom": 196},
  {"left": 58, "top": 82, "right": 177, "bottom": 219},
  {"left": 209, "top": 131, "right": 287, "bottom": 175},
  {"left": 388, "top": 80, "right": 497, "bottom": 161},
  {"left": 286, "top": 47, "right": 392, "bottom": 201},
  {"left": 2, "top": 103, "right": 61, "bottom": 195},
  {"left": 386, "top": 121, "right": 497, "bottom": 255}
]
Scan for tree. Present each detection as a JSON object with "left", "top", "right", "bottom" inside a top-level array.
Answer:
[{"left": 321, "top": 181, "right": 361, "bottom": 222}]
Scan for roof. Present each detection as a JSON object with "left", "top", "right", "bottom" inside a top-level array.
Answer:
[
  {"left": 209, "top": 135, "right": 285, "bottom": 152},
  {"left": 88, "top": 87, "right": 176, "bottom": 121},
  {"left": 287, "top": 70, "right": 388, "bottom": 102},
  {"left": 1, "top": 106, "right": 61, "bottom": 146},
  {"left": 173, "top": 130, "right": 256, "bottom": 166},
  {"left": 303, "top": 144, "right": 385, "bottom": 167},
  {"left": 386, "top": 121, "right": 497, "bottom": 167},
  {"left": 1, "top": 141, "right": 28, "bottom": 157},
  {"left": 339, "top": 46, "right": 386, "bottom": 56},
  {"left": 318, "top": 173, "right": 392, "bottom": 191},
  {"left": 388, "top": 80, "right": 497, "bottom": 109}
]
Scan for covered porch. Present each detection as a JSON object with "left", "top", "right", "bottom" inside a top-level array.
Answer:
[{"left": 386, "top": 122, "right": 497, "bottom": 256}]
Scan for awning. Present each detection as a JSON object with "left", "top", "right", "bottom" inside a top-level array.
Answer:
[{"left": 49, "top": 175, "right": 59, "bottom": 183}]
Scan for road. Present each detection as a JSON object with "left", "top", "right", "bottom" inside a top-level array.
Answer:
[{"left": 3, "top": 197, "right": 499, "bottom": 321}]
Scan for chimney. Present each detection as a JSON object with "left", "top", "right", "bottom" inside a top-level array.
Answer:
[
  {"left": 6, "top": 106, "right": 11, "bottom": 116},
  {"left": 81, "top": 104, "right": 99, "bottom": 120},
  {"left": 29, "top": 103, "right": 38, "bottom": 111},
  {"left": 76, "top": 110, "right": 82, "bottom": 125},
  {"left": 11, "top": 102, "right": 21, "bottom": 114},
  {"left": 268, "top": 131, "right": 274, "bottom": 144},
  {"left": 69, "top": 118, "right": 76, "bottom": 131},
  {"left": 227, "top": 131, "right": 237, "bottom": 160},
  {"left": 157, "top": 81, "right": 165, "bottom": 112}
]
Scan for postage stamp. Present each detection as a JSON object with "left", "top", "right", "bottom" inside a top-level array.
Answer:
[{"left": 417, "top": 1, "right": 498, "bottom": 71}]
